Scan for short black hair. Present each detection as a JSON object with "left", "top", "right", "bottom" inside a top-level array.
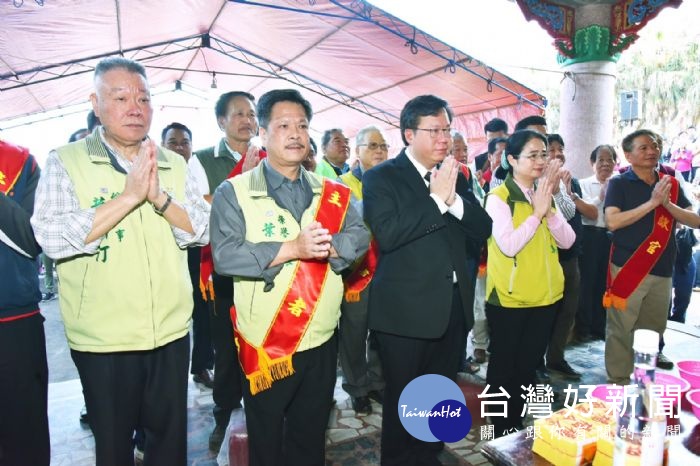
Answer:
[
  {"left": 504, "top": 129, "right": 547, "bottom": 174},
  {"left": 590, "top": 144, "right": 617, "bottom": 164},
  {"left": 68, "top": 128, "right": 88, "bottom": 143},
  {"left": 399, "top": 95, "right": 453, "bottom": 146},
  {"left": 87, "top": 110, "right": 100, "bottom": 131},
  {"left": 321, "top": 129, "right": 344, "bottom": 150},
  {"left": 484, "top": 118, "right": 508, "bottom": 134},
  {"left": 161, "top": 122, "right": 192, "bottom": 143},
  {"left": 622, "top": 129, "right": 659, "bottom": 153},
  {"left": 256, "top": 89, "right": 312, "bottom": 129},
  {"left": 94, "top": 57, "right": 146, "bottom": 80},
  {"left": 514, "top": 115, "right": 547, "bottom": 132},
  {"left": 547, "top": 133, "right": 565, "bottom": 147},
  {"left": 215, "top": 91, "right": 255, "bottom": 120},
  {"left": 487, "top": 137, "right": 508, "bottom": 155}
]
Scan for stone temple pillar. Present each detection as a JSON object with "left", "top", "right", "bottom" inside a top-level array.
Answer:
[
  {"left": 559, "top": 59, "right": 616, "bottom": 177},
  {"left": 558, "top": 10, "right": 618, "bottom": 178}
]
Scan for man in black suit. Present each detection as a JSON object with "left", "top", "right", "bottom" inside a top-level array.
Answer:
[{"left": 363, "top": 95, "right": 492, "bottom": 466}]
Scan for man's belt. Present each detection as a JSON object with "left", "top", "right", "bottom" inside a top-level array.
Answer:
[
  {"left": 232, "top": 178, "right": 351, "bottom": 395},
  {"left": 603, "top": 173, "right": 679, "bottom": 311}
]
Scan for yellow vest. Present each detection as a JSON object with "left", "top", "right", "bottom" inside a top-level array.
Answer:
[
  {"left": 339, "top": 170, "right": 363, "bottom": 200},
  {"left": 230, "top": 164, "right": 344, "bottom": 351},
  {"left": 485, "top": 176, "right": 564, "bottom": 308},
  {"left": 56, "top": 134, "right": 192, "bottom": 352}
]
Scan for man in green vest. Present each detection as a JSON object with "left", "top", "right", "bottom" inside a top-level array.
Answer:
[
  {"left": 189, "top": 91, "right": 263, "bottom": 451},
  {"left": 337, "top": 125, "right": 388, "bottom": 415},
  {"left": 31, "top": 57, "right": 210, "bottom": 466},
  {"left": 316, "top": 128, "right": 350, "bottom": 178},
  {"left": 210, "top": 89, "right": 369, "bottom": 466}
]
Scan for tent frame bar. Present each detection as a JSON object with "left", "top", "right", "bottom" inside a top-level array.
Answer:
[
  {"left": 207, "top": 35, "right": 401, "bottom": 127},
  {"left": 0, "top": 35, "right": 203, "bottom": 92}
]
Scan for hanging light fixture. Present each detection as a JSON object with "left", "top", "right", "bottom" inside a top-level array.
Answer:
[{"left": 210, "top": 72, "right": 218, "bottom": 89}]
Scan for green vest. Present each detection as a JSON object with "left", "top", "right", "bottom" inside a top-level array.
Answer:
[
  {"left": 230, "top": 164, "right": 343, "bottom": 351},
  {"left": 485, "top": 175, "right": 564, "bottom": 308},
  {"left": 56, "top": 133, "right": 192, "bottom": 352},
  {"left": 315, "top": 158, "right": 340, "bottom": 180},
  {"left": 194, "top": 139, "right": 238, "bottom": 193}
]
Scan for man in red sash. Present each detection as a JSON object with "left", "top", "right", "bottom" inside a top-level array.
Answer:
[
  {"left": 0, "top": 140, "right": 49, "bottom": 466},
  {"left": 210, "top": 89, "right": 369, "bottom": 466},
  {"left": 604, "top": 129, "right": 700, "bottom": 384},
  {"left": 189, "top": 91, "right": 264, "bottom": 451},
  {"left": 337, "top": 125, "right": 389, "bottom": 415}
]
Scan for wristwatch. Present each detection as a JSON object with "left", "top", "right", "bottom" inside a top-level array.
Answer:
[{"left": 153, "top": 192, "right": 173, "bottom": 216}]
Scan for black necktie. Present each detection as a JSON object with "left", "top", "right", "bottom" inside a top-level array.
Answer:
[{"left": 424, "top": 171, "right": 431, "bottom": 184}]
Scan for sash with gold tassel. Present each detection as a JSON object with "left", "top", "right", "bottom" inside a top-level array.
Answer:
[
  {"left": 603, "top": 173, "right": 679, "bottom": 311},
  {"left": 232, "top": 178, "right": 351, "bottom": 395},
  {"left": 344, "top": 239, "right": 378, "bottom": 302},
  {"left": 198, "top": 149, "right": 267, "bottom": 301}
]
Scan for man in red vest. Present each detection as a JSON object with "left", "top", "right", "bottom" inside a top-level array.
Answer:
[
  {"left": 604, "top": 129, "right": 700, "bottom": 383},
  {"left": 0, "top": 139, "right": 49, "bottom": 466}
]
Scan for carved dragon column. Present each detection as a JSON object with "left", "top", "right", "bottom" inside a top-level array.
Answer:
[{"left": 516, "top": 0, "right": 682, "bottom": 177}]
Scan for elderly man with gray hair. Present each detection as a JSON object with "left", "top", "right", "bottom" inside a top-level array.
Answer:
[{"left": 32, "top": 57, "right": 210, "bottom": 466}]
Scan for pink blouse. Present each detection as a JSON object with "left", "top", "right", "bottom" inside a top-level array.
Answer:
[{"left": 485, "top": 179, "right": 576, "bottom": 257}]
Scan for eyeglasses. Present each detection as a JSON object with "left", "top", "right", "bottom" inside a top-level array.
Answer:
[
  {"left": 414, "top": 127, "right": 452, "bottom": 139},
  {"left": 358, "top": 142, "right": 390, "bottom": 151}
]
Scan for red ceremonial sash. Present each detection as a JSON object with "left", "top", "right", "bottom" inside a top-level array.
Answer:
[
  {"left": 477, "top": 246, "right": 488, "bottom": 278},
  {"left": 603, "top": 173, "right": 679, "bottom": 311},
  {"left": 459, "top": 163, "right": 470, "bottom": 181},
  {"left": 0, "top": 140, "right": 30, "bottom": 195},
  {"left": 199, "top": 149, "right": 267, "bottom": 301},
  {"left": 344, "top": 239, "right": 378, "bottom": 302},
  {"left": 232, "top": 178, "right": 351, "bottom": 395}
]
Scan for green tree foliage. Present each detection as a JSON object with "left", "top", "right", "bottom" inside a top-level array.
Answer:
[{"left": 616, "top": 32, "right": 700, "bottom": 138}]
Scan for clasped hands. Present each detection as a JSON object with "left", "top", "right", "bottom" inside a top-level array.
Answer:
[
  {"left": 293, "top": 221, "right": 336, "bottom": 260},
  {"left": 532, "top": 159, "right": 563, "bottom": 220},
  {"left": 122, "top": 139, "right": 168, "bottom": 209},
  {"left": 429, "top": 155, "right": 459, "bottom": 206},
  {"left": 651, "top": 175, "right": 673, "bottom": 208}
]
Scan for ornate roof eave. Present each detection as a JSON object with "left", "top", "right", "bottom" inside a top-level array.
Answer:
[{"left": 516, "top": 0, "right": 684, "bottom": 64}]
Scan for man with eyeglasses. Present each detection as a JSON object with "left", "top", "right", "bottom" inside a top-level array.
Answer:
[
  {"left": 363, "top": 95, "right": 492, "bottom": 465},
  {"left": 316, "top": 128, "right": 350, "bottom": 178},
  {"left": 337, "top": 126, "right": 389, "bottom": 415}
]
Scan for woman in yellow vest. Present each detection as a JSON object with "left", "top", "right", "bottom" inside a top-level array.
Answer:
[{"left": 483, "top": 129, "right": 575, "bottom": 437}]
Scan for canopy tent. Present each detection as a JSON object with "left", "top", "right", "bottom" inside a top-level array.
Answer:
[{"left": 0, "top": 0, "right": 545, "bottom": 152}]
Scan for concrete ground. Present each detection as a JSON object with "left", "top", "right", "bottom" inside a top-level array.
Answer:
[{"left": 40, "top": 275, "right": 700, "bottom": 465}]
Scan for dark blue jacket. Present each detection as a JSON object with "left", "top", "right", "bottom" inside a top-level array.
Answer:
[{"left": 0, "top": 142, "right": 41, "bottom": 321}]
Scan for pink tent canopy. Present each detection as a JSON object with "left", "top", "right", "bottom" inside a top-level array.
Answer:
[{"left": 0, "top": 0, "right": 545, "bottom": 152}]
